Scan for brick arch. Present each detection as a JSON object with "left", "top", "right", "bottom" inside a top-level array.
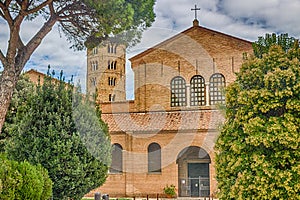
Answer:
[
  {"left": 176, "top": 146, "right": 211, "bottom": 197},
  {"left": 176, "top": 146, "right": 211, "bottom": 163}
]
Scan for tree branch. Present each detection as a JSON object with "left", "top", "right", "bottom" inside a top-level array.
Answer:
[
  {"left": 0, "top": 0, "right": 13, "bottom": 27},
  {"left": 0, "top": 50, "right": 6, "bottom": 66},
  {"left": 0, "top": 10, "right": 5, "bottom": 19},
  {"left": 4, "top": 0, "right": 13, "bottom": 7},
  {"left": 22, "top": 16, "right": 57, "bottom": 68},
  {"left": 26, "top": 0, "right": 53, "bottom": 15},
  {"left": 0, "top": 1, "right": 4, "bottom": 10}
]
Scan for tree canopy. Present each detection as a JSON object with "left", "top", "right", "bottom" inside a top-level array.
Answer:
[
  {"left": 215, "top": 34, "right": 300, "bottom": 199},
  {"left": 0, "top": 0, "right": 156, "bottom": 132},
  {"left": 5, "top": 68, "right": 111, "bottom": 200}
]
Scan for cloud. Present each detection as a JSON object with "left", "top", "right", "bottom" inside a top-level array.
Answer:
[
  {"left": 1, "top": 0, "right": 300, "bottom": 97},
  {"left": 217, "top": 0, "right": 300, "bottom": 37}
]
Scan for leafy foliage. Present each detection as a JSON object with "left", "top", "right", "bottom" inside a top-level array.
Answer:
[
  {"left": 0, "top": 153, "right": 52, "bottom": 200},
  {"left": 163, "top": 184, "right": 176, "bottom": 196},
  {"left": 5, "top": 68, "right": 111, "bottom": 200},
  {"left": 252, "top": 33, "right": 298, "bottom": 58},
  {"left": 0, "top": 74, "right": 35, "bottom": 152},
  {"left": 216, "top": 35, "right": 300, "bottom": 199}
]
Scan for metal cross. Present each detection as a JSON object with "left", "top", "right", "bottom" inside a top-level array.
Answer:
[{"left": 191, "top": 5, "right": 201, "bottom": 20}]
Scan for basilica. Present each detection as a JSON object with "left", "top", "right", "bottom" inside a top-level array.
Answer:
[{"left": 86, "top": 17, "right": 253, "bottom": 198}]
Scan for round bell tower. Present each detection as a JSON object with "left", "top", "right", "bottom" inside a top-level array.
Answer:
[{"left": 87, "top": 42, "right": 126, "bottom": 103}]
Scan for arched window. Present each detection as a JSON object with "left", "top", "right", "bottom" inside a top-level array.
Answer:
[
  {"left": 109, "top": 94, "right": 116, "bottom": 102},
  {"left": 110, "top": 144, "right": 123, "bottom": 173},
  {"left": 190, "top": 75, "right": 206, "bottom": 106},
  {"left": 92, "top": 47, "right": 98, "bottom": 55},
  {"left": 171, "top": 76, "right": 186, "bottom": 107},
  {"left": 148, "top": 143, "right": 161, "bottom": 173},
  {"left": 108, "top": 60, "right": 111, "bottom": 69},
  {"left": 209, "top": 73, "right": 225, "bottom": 105},
  {"left": 90, "top": 77, "right": 96, "bottom": 86},
  {"left": 113, "top": 61, "right": 117, "bottom": 70},
  {"left": 108, "top": 77, "right": 117, "bottom": 86},
  {"left": 110, "top": 45, "right": 114, "bottom": 54},
  {"left": 108, "top": 61, "right": 117, "bottom": 70},
  {"left": 107, "top": 44, "right": 111, "bottom": 53}
]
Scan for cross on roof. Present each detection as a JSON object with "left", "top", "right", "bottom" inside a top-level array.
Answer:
[{"left": 191, "top": 5, "right": 201, "bottom": 20}]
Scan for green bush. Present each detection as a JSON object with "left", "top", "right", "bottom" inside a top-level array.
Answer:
[
  {"left": 37, "top": 165, "right": 53, "bottom": 200},
  {"left": 163, "top": 184, "right": 176, "bottom": 196},
  {"left": 16, "top": 161, "right": 44, "bottom": 199},
  {"left": 0, "top": 154, "right": 23, "bottom": 199},
  {"left": 0, "top": 154, "right": 52, "bottom": 200}
]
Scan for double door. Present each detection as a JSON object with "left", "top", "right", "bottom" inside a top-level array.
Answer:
[{"left": 188, "top": 163, "right": 210, "bottom": 197}]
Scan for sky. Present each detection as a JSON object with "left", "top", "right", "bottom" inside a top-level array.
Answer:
[{"left": 1, "top": 0, "right": 300, "bottom": 99}]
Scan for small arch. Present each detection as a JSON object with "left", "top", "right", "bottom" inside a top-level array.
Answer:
[
  {"left": 176, "top": 146, "right": 211, "bottom": 163},
  {"left": 110, "top": 45, "right": 114, "bottom": 54},
  {"left": 114, "top": 45, "right": 117, "bottom": 54},
  {"left": 90, "top": 77, "right": 96, "bottom": 87},
  {"left": 94, "top": 61, "right": 98, "bottom": 71},
  {"left": 108, "top": 60, "right": 111, "bottom": 69},
  {"left": 171, "top": 76, "right": 186, "bottom": 107},
  {"left": 177, "top": 146, "right": 211, "bottom": 197},
  {"left": 190, "top": 75, "right": 206, "bottom": 106},
  {"left": 148, "top": 143, "right": 161, "bottom": 173},
  {"left": 209, "top": 73, "right": 226, "bottom": 105},
  {"left": 110, "top": 143, "right": 123, "bottom": 173}
]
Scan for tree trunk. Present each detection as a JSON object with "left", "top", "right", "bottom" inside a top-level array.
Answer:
[{"left": 0, "top": 66, "right": 20, "bottom": 133}]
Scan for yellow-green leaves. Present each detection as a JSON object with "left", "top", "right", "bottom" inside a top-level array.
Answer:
[{"left": 216, "top": 36, "right": 300, "bottom": 199}]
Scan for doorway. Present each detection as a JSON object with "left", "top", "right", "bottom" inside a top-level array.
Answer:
[
  {"left": 177, "top": 146, "right": 211, "bottom": 197},
  {"left": 188, "top": 163, "right": 210, "bottom": 197}
]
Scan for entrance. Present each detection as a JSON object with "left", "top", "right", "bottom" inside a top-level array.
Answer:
[
  {"left": 188, "top": 163, "right": 210, "bottom": 197},
  {"left": 177, "top": 146, "right": 211, "bottom": 197}
]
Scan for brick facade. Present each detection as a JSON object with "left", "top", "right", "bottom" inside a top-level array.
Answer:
[{"left": 86, "top": 20, "right": 253, "bottom": 198}]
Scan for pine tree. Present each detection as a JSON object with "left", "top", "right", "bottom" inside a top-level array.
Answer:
[
  {"left": 6, "top": 68, "right": 111, "bottom": 200},
  {"left": 215, "top": 35, "right": 300, "bottom": 199}
]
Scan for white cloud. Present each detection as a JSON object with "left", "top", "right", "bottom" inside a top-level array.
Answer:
[{"left": 217, "top": 0, "right": 300, "bottom": 37}]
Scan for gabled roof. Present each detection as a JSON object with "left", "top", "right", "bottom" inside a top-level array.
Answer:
[
  {"left": 129, "top": 21, "right": 252, "bottom": 62},
  {"left": 101, "top": 109, "right": 224, "bottom": 133}
]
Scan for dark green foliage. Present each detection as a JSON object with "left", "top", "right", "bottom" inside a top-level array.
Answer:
[
  {"left": 0, "top": 153, "right": 52, "bottom": 200},
  {"left": 83, "top": 0, "right": 156, "bottom": 48},
  {"left": 252, "top": 33, "right": 299, "bottom": 58},
  {"left": 216, "top": 35, "right": 300, "bottom": 199},
  {"left": 0, "top": 74, "right": 35, "bottom": 152},
  {"left": 5, "top": 68, "right": 111, "bottom": 200}
]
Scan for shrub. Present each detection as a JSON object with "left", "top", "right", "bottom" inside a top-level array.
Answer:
[
  {"left": 0, "top": 154, "right": 22, "bottom": 200},
  {"left": 0, "top": 154, "right": 52, "bottom": 200},
  {"left": 163, "top": 184, "right": 176, "bottom": 197}
]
